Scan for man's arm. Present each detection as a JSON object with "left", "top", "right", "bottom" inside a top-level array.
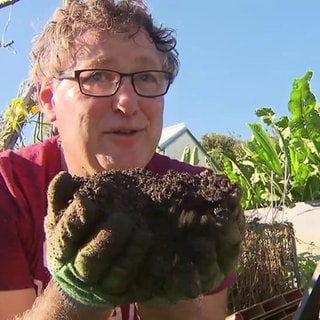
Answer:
[
  {"left": 0, "top": 289, "right": 36, "bottom": 320},
  {"left": 0, "top": 281, "right": 112, "bottom": 320},
  {"left": 137, "top": 288, "right": 228, "bottom": 320}
]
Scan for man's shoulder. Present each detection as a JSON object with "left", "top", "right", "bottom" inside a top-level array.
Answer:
[
  {"left": 146, "top": 152, "right": 207, "bottom": 175},
  {"left": 1, "top": 135, "right": 59, "bottom": 159},
  {"left": 0, "top": 136, "right": 60, "bottom": 168},
  {"left": 0, "top": 135, "right": 62, "bottom": 190}
]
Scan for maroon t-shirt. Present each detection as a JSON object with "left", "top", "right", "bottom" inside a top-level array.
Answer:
[{"left": 0, "top": 135, "right": 235, "bottom": 319}]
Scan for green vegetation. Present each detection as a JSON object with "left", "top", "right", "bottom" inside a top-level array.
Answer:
[
  {"left": 180, "top": 72, "right": 320, "bottom": 295},
  {"left": 0, "top": 81, "right": 53, "bottom": 151},
  {"left": 199, "top": 71, "right": 320, "bottom": 210},
  {"left": 201, "top": 133, "right": 244, "bottom": 171},
  {"left": 180, "top": 144, "right": 200, "bottom": 165},
  {"left": 297, "top": 251, "right": 320, "bottom": 289}
]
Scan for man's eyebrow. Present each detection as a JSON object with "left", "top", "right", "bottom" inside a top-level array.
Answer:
[
  {"left": 84, "top": 58, "right": 114, "bottom": 68},
  {"left": 134, "top": 56, "right": 162, "bottom": 68},
  {"left": 83, "top": 56, "right": 162, "bottom": 69}
]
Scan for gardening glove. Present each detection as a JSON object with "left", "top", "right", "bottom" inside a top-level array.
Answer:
[
  {"left": 45, "top": 171, "right": 153, "bottom": 309},
  {"left": 117, "top": 169, "right": 245, "bottom": 305},
  {"left": 45, "top": 168, "right": 244, "bottom": 308}
]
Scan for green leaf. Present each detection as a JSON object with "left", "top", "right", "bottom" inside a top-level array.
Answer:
[
  {"left": 288, "top": 71, "right": 320, "bottom": 156},
  {"left": 190, "top": 146, "right": 199, "bottom": 165},
  {"left": 180, "top": 144, "right": 191, "bottom": 163},
  {"left": 222, "top": 155, "right": 255, "bottom": 208},
  {"left": 247, "top": 123, "right": 282, "bottom": 175},
  {"left": 255, "top": 107, "right": 276, "bottom": 126}
]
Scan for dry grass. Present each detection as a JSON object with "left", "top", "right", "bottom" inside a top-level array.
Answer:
[{"left": 228, "top": 221, "right": 299, "bottom": 313}]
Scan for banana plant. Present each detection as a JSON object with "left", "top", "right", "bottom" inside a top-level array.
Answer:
[{"left": 221, "top": 71, "right": 320, "bottom": 209}]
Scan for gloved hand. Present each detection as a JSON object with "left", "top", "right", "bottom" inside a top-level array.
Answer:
[
  {"left": 45, "top": 171, "right": 153, "bottom": 309},
  {"left": 130, "top": 169, "right": 245, "bottom": 305},
  {"left": 45, "top": 169, "right": 245, "bottom": 308}
]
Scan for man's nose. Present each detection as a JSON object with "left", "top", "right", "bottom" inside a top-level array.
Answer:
[{"left": 111, "top": 77, "right": 139, "bottom": 115}]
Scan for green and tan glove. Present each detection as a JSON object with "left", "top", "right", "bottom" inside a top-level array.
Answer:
[
  {"left": 45, "top": 171, "right": 153, "bottom": 309},
  {"left": 130, "top": 169, "right": 245, "bottom": 305},
  {"left": 45, "top": 168, "right": 245, "bottom": 308}
]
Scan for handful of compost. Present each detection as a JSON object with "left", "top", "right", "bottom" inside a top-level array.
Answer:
[{"left": 45, "top": 168, "right": 245, "bottom": 309}]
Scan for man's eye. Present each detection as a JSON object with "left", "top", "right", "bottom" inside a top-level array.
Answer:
[
  {"left": 137, "top": 72, "right": 158, "bottom": 83},
  {"left": 82, "top": 70, "right": 116, "bottom": 83},
  {"left": 81, "top": 71, "right": 105, "bottom": 83},
  {"left": 89, "top": 71, "right": 105, "bottom": 81}
]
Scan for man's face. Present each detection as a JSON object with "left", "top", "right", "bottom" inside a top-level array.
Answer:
[{"left": 40, "top": 30, "right": 165, "bottom": 176}]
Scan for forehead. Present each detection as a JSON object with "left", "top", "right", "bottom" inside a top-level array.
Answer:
[{"left": 66, "top": 29, "right": 164, "bottom": 70}]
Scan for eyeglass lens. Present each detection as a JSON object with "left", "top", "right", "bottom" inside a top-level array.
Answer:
[{"left": 78, "top": 70, "right": 170, "bottom": 97}]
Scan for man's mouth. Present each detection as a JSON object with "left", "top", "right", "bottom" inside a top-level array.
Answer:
[{"left": 111, "top": 129, "right": 141, "bottom": 135}]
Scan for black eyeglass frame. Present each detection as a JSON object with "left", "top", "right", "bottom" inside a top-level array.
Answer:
[{"left": 57, "top": 69, "right": 173, "bottom": 98}]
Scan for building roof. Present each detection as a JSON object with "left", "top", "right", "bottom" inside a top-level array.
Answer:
[{"left": 159, "top": 122, "right": 187, "bottom": 149}]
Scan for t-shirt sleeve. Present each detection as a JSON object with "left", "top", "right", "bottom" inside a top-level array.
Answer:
[
  {"left": 0, "top": 138, "right": 61, "bottom": 291},
  {"left": 0, "top": 177, "right": 34, "bottom": 290}
]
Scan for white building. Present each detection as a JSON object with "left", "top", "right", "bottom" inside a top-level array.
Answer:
[{"left": 159, "top": 123, "right": 209, "bottom": 167}]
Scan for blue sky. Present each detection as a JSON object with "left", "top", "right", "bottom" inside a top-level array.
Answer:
[{"left": 1, "top": 0, "right": 320, "bottom": 140}]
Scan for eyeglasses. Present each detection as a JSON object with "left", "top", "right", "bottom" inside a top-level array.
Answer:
[{"left": 57, "top": 69, "right": 173, "bottom": 98}]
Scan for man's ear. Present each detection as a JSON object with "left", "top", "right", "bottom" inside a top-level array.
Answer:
[{"left": 38, "top": 82, "right": 56, "bottom": 123}]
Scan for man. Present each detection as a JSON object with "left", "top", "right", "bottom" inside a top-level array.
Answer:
[{"left": 0, "top": 1, "right": 236, "bottom": 319}]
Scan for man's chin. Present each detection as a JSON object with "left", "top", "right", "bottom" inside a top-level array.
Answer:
[{"left": 98, "top": 158, "right": 147, "bottom": 172}]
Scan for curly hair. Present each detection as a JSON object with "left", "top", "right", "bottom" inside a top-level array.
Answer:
[{"left": 30, "top": 0, "right": 179, "bottom": 85}]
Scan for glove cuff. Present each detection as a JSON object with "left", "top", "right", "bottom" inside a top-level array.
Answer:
[{"left": 53, "top": 263, "right": 113, "bottom": 310}]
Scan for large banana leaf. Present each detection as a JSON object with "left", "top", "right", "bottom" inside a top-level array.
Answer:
[
  {"left": 255, "top": 107, "right": 292, "bottom": 179},
  {"left": 222, "top": 154, "right": 256, "bottom": 208},
  {"left": 288, "top": 71, "right": 320, "bottom": 157},
  {"left": 247, "top": 123, "right": 282, "bottom": 176}
]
